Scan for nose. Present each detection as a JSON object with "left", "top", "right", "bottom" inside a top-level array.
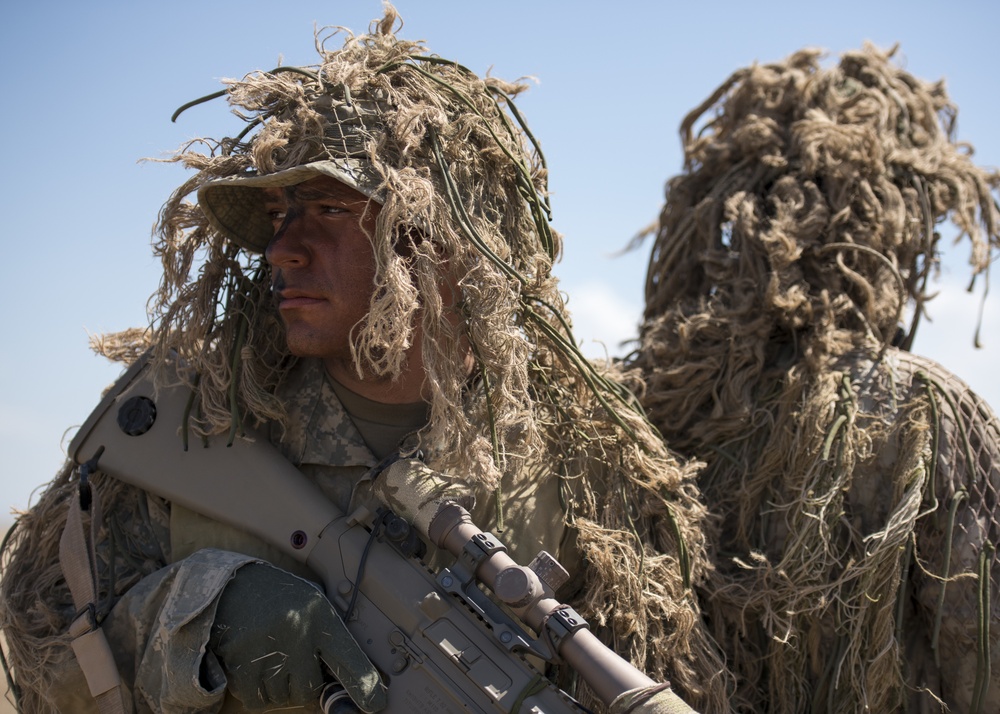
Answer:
[{"left": 264, "top": 209, "right": 310, "bottom": 267}]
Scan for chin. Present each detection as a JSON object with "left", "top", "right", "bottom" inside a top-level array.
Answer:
[
  {"left": 281, "top": 325, "right": 338, "bottom": 357},
  {"left": 284, "top": 338, "right": 352, "bottom": 366}
]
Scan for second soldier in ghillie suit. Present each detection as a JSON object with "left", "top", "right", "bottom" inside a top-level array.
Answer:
[
  {"left": 0, "top": 7, "right": 730, "bottom": 713},
  {"left": 630, "top": 45, "right": 999, "bottom": 713}
]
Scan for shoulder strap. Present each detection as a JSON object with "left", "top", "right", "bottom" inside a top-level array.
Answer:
[{"left": 58, "top": 470, "right": 130, "bottom": 714}]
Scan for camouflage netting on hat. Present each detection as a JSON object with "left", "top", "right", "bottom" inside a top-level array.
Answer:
[
  {"left": 1, "top": 7, "right": 731, "bottom": 712},
  {"left": 629, "top": 44, "right": 1000, "bottom": 712}
]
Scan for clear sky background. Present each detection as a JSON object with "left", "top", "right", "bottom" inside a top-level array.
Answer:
[{"left": 1, "top": 0, "right": 997, "bottom": 522}]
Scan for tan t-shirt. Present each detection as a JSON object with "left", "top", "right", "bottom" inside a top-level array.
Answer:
[{"left": 327, "top": 375, "right": 428, "bottom": 461}]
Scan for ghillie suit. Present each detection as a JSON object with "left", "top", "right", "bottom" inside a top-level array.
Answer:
[
  {"left": 629, "top": 45, "right": 1000, "bottom": 713},
  {"left": 0, "top": 7, "right": 730, "bottom": 713}
]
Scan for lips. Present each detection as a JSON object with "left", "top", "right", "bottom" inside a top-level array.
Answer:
[{"left": 275, "top": 288, "right": 325, "bottom": 310}]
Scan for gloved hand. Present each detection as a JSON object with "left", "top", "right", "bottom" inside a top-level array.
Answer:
[
  {"left": 205, "top": 562, "right": 387, "bottom": 712},
  {"left": 609, "top": 684, "right": 700, "bottom": 714}
]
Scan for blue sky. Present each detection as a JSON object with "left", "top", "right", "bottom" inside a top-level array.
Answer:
[{"left": 2, "top": 0, "right": 997, "bottom": 519}]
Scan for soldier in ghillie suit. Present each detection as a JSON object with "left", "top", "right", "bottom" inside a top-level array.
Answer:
[
  {"left": 630, "top": 44, "right": 999, "bottom": 712},
  {"left": 0, "top": 7, "right": 729, "bottom": 714}
]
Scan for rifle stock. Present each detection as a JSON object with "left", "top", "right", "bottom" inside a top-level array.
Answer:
[{"left": 68, "top": 357, "right": 659, "bottom": 712}]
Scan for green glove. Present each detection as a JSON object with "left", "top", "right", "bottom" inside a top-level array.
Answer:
[
  {"left": 207, "top": 562, "right": 387, "bottom": 712},
  {"left": 609, "top": 684, "right": 700, "bottom": 714}
]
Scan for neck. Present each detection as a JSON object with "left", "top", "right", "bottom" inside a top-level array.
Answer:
[{"left": 324, "top": 357, "right": 426, "bottom": 405}]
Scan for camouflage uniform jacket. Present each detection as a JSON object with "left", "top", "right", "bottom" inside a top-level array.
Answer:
[{"left": 9, "top": 358, "right": 572, "bottom": 713}]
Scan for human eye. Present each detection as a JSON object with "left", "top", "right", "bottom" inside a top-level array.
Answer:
[
  {"left": 264, "top": 207, "right": 288, "bottom": 232},
  {"left": 320, "top": 202, "right": 348, "bottom": 216},
  {"left": 261, "top": 196, "right": 287, "bottom": 222},
  {"left": 261, "top": 191, "right": 288, "bottom": 226}
]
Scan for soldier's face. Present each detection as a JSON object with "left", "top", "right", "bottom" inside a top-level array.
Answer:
[{"left": 263, "top": 176, "right": 379, "bottom": 370}]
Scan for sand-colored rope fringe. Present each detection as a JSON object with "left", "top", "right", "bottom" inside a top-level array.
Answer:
[{"left": 631, "top": 44, "right": 1000, "bottom": 713}]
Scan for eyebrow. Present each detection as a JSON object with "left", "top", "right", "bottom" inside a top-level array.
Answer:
[
  {"left": 260, "top": 188, "right": 286, "bottom": 203},
  {"left": 287, "top": 184, "right": 364, "bottom": 203}
]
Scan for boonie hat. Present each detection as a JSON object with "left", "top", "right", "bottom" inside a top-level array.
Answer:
[{"left": 198, "top": 95, "right": 387, "bottom": 253}]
